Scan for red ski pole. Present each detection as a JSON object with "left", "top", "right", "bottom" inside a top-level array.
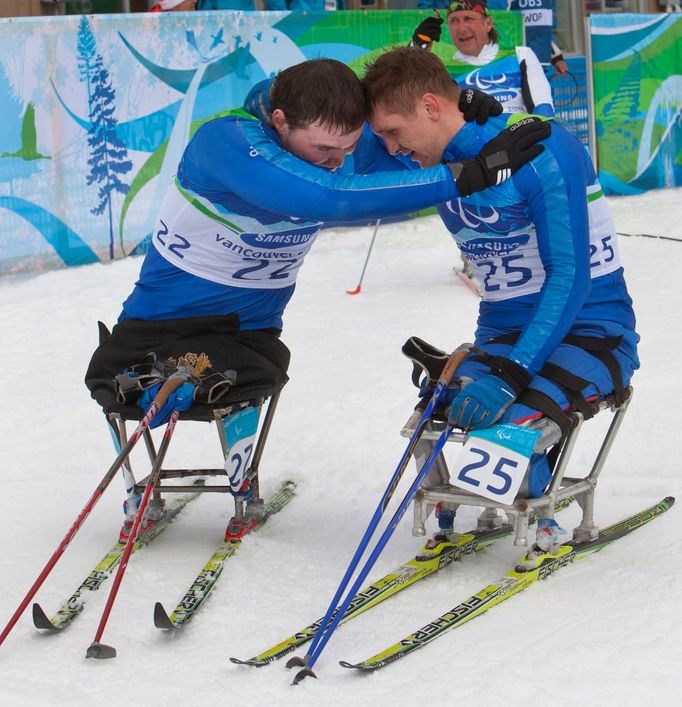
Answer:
[
  {"left": 346, "top": 220, "right": 381, "bottom": 295},
  {"left": 0, "top": 377, "right": 182, "bottom": 649},
  {"left": 86, "top": 407, "right": 181, "bottom": 659}
]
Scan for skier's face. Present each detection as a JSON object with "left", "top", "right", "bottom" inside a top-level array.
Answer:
[
  {"left": 369, "top": 97, "right": 452, "bottom": 169},
  {"left": 272, "top": 111, "right": 364, "bottom": 171},
  {"left": 447, "top": 10, "right": 493, "bottom": 57}
]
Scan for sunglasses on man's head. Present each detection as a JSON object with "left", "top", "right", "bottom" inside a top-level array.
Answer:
[{"left": 447, "top": 2, "right": 489, "bottom": 15}]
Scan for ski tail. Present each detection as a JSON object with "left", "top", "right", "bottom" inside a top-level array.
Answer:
[
  {"left": 32, "top": 486, "right": 203, "bottom": 632},
  {"left": 156, "top": 480, "right": 296, "bottom": 630}
]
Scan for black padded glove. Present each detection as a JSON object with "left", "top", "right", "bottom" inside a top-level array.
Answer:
[
  {"left": 409, "top": 16, "right": 444, "bottom": 50},
  {"left": 458, "top": 88, "right": 503, "bottom": 125},
  {"left": 446, "top": 117, "right": 552, "bottom": 197}
]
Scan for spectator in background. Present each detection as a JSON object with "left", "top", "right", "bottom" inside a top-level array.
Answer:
[
  {"left": 151, "top": 0, "right": 197, "bottom": 10},
  {"left": 409, "top": 1, "right": 554, "bottom": 117}
]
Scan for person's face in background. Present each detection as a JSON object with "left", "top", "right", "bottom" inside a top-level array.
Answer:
[{"left": 447, "top": 10, "right": 494, "bottom": 56}]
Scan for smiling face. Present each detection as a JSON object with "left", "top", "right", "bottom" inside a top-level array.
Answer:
[
  {"left": 369, "top": 96, "right": 452, "bottom": 169},
  {"left": 447, "top": 10, "right": 493, "bottom": 56},
  {"left": 271, "top": 110, "right": 364, "bottom": 171}
]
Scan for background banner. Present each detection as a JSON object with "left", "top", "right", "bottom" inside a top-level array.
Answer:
[
  {"left": 0, "top": 9, "right": 522, "bottom": 275},
  {"left": 590, "top": 13, "right": 682, "bottom": 196}
]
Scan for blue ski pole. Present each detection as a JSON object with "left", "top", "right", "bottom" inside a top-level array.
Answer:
[
  {"left": 287, "top": 344, "right": 469, "bottom": 680},
  {"left": 292, "top": 419, "right": 458, "bottom": 683}
]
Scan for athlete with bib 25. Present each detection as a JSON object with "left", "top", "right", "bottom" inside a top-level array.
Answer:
[{"left": 362, "top": 47, "right": 638, "bottom": 564}]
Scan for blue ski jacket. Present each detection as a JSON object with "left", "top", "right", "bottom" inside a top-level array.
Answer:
[
  {"left": 435, "top": 114, "right": 638, "bottom": 377},
  {"left": 120, "top": 114, "right": 465, "bottom": 329}
]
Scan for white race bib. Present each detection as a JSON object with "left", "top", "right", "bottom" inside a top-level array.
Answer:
[
  {"left": 223, "top": 406, "right": 261, "bottom": 492},
  {"left": 451, "top": 423, "right": 541, "bottom": 504},
  {"left": 152, "top": 181, "right": 320, "bottom": 289}
]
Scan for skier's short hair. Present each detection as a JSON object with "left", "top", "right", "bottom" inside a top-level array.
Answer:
[
  {"left": 270, "top": 59, "right": 366, "bottom": 134},
  {"left": 362, "top": 47, "right": 460, "bottom": 118}
]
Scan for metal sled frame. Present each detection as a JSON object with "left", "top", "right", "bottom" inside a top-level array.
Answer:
[
  {"left": 106, "top": 388, "right": 282, "bottom": 521},
  {"left": 409, "top": 387, "right": 633, "bottom": 546}
]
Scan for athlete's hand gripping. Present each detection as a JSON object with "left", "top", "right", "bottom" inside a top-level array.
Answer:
[
  {"left": 447, "top": 375, "right": 516, "bottom": 430},
  {"left": 447, "top": 357, "right": 531, "bottom": 430},
  {"left": 447, "top": 116, "right": 551, "bottom": 197},
  {"left": 458, "top": 88, "right": 503, "bottom": 125}
]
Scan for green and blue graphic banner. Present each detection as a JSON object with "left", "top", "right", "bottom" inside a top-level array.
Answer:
[
  {"left": 590, "top": 13, "right": 682, "bottom": 195},
  {"left": 0, "top": 9, "right": 521, "bottom": 275}
]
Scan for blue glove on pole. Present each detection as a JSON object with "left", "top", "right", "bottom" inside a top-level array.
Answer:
[
  {"left": 447, "top": 374, "right": 516, "bottom": 430},
  {"left": 139, "top": 381, "right": 196, "bottom": 429}
]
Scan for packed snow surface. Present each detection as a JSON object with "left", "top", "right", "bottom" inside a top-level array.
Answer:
[{"left": 1, "top": 189, "right": 680, "bottom": 707}]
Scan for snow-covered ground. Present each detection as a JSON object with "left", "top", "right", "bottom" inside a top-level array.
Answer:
[{"left": 1, "top": 189, "right": 681, "bottom": 707}]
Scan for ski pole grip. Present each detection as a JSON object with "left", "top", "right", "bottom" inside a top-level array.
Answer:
[
  {"left": 151, "top": 373, "right": 188, "bottom": 409},
  {"left": 437, "top": 344, "right": 472, "bottom": 387}
]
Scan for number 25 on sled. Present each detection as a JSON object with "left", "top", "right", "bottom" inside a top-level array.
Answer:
[{"left": 450, "top": 423, "right": 541, "bottom": 505}]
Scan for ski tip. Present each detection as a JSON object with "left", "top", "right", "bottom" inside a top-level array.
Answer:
[
  {"left": 292, "top": 667, "right": 317, "bottom": 684},
  {"left": 32, "top": 603, "right": 59, "bottom": 632},
  {"left": 285, "top": 655, "right": 307, "bottom": 669},
  {"left": 339, "top": 660, "right": 362, "bottom": 670},
  {"left": 153, "top": 602, "right": 176, "bottom": 630},
  {"left": 229, "top": 656, "right": 264, "bottom": 667},
  {"left": 86, "top": 642, "right": 117, "bottom": 660},
  {"left": 339, "top": 659, "right": 376, "bottom": 672}
]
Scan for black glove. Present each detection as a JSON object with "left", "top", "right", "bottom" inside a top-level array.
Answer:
[
  {"left": 409, "top": 16, "right": 444, "bottom": 50},
  {"left": 458, "top": 88, "right": 503, "bottom": 125},
  {"left": 447, "top": 117, "right": 552, "bottom": 197}
]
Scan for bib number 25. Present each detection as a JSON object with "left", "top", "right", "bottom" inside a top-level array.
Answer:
[{"left": 451, "top": 423, "right": 540, "bottom": 504}]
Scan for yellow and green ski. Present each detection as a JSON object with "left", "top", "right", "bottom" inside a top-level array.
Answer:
[
  {"left": 339, "top": 496, "right": 674, "bottom": 672},
  {"left": 230, "top": 497, "right": 576, "bottom": 668},
  {"left": 32, "top": 485, "right": 203, "bottom": 632},
  {"left": 154, "top": 480, "right": 296, "bottom": 630}
]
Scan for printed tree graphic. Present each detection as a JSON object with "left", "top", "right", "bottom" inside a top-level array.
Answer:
[
  {"left": 78, "top": 16, "right": 132, "bottom": 260},
  {"left": 77, "top": 15, "right": 97, "bottom": 103}
]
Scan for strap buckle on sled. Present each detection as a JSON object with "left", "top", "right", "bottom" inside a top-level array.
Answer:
[
  {"left": 114, "top": 355, "right": 165, "bottom": 404},
  {"left": 115, "top": 354, "right": 238, "bottom": 406}
]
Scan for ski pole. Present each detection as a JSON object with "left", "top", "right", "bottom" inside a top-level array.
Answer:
[
  {"left": 86, "top": 407, "right": 181, "bottom": 659},
  {"left": 292, "top": 418, "right": 458, "bottom": 683},
  {"left": 0, "top": 377, "right": 181, "bottom": 649},
  {"left": 288, "top": 345, "right": 469, "bottom": 677},
  {"left": 346, "top": 219, "right": 381, "bottom": 295}
]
